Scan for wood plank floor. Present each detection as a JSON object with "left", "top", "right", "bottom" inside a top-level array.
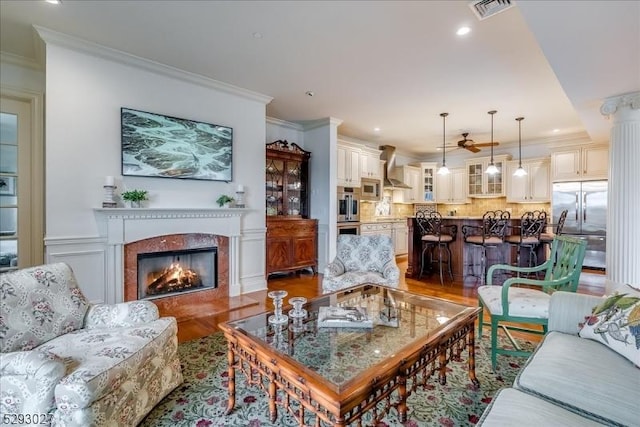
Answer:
[{"left": 177, "top": 257, "right": 605, "bottom": 344}]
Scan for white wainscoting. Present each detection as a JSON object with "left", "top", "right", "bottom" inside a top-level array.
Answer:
[
  {"left": 45, "top": 211, "right": 267, "bottom": 303},
  {"left": 317, "top": 223, "right": 330, "bottom": 273}
]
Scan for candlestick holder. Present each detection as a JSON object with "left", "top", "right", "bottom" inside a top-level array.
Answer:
[
  {"left": 102, "top": 185, "right": 117, "bottom": 208},
  {"left": 235, "top": 190, "right": 245, "bottom": 208},
  {"left": 288, "top": 296, "right": 307, "bottom": 318},
  {"left": 268, "top": 290, "right": 288, "bottom": 325}
]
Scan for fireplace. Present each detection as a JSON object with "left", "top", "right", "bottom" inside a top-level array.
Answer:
[{"left": 137, "top": 247, "right": 218, "bottom": 300}]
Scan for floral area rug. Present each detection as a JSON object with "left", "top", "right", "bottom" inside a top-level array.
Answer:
[{"left": 141, "top": 331, "right": 534, "bottom": 427}]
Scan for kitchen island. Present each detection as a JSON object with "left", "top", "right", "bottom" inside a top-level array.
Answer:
[{"left": 406, "top": 216, "right": 545, "bottom": 285}]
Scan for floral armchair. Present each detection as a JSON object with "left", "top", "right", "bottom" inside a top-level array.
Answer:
[
  {"left": 322, "top": 234, "right": 400, "bottom": 293},
  {"left": 0, "top": 263, "right": 183, "bottom": 426}
]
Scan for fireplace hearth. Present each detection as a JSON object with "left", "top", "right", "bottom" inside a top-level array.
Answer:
[{"left": 137, "top": 247, "right": 218, "bottom": 300}]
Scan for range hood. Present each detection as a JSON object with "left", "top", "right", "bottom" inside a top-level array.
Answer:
[{"left": 379, "top": 145, "right": 412, "bottom": 189}]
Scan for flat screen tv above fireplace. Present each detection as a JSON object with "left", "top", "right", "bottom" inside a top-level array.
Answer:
[{"left": 121, "top": 107, "right": 233, "bottom": 182}]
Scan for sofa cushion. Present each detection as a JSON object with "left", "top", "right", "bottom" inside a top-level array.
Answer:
[
  {"left": 515, "top": 331, "right": 640, "bottom": 426},
  {"left": 322, "top": 271, "right": 392, "bottom": 293},
  {"left": 477, "top": 388, "right": 605, "bottom": 426},
  {"left": 35, "top": 317, "right": 177, "bottom": 410},
  {"left": 335, "top": 235, "right": 395, "bottom": 274},
  {"left": 578, "top": 285, "right": 640, "bottom": 366},
  {"left": 0, "top": 263, "right": 90, "bottom": 352}
]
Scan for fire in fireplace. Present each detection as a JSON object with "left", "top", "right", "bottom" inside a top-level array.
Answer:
[{"left": 137, "top": 247, "right": 217, "bottom": 300}]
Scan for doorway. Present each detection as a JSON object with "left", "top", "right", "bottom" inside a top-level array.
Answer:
[{"left": 0, "top": 91, "right": 44, "bottom": 271}]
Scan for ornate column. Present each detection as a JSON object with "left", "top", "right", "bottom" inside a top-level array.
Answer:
[{"left": 600, "top": 92, "right": 640, "bottom": 292}]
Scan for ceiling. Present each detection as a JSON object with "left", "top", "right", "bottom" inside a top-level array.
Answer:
[{"left": 1, "top": 0, "right": 638, "bottom": 156}]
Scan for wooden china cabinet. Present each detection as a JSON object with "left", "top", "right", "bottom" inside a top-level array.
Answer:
[{"left": 265, "top": 140, "right": 318, "bottom": 277}]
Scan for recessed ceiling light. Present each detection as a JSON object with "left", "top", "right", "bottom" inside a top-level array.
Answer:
[
  {"left": 553, "top": 128, "right": 560, "bottom": 133},
  {"left": 373, "top": 127, "right": 381, "bottom": 132},
  {"left": 45, "top": 0, "right": 62, "bottom": 4},
  {"left": 252, "top": 32, "right": 263, "bottom": 39},
  {"left": 456, "top": 26, "right": 471, "bottom": 36}
]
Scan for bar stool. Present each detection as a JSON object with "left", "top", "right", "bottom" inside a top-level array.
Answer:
[
  {"left": 505, "top": 210, "right": 547, "bottom": 271},
  {"left": 462, "top": 210, "right": 510, "bottom": 285},
  {"left": 540, "top": 209, "right": 568, "bottom": 249},
  {"left": 415, "top": 211, "right": 457, "bottom": 286}
]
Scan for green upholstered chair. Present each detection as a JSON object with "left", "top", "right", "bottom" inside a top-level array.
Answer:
[{"left": 477, "top": 235, "right": 587, "bottom": 369}]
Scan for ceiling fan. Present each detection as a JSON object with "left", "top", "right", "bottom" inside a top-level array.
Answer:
[{"left": 446, "top": 132, "right": 499, "bottom": 153}]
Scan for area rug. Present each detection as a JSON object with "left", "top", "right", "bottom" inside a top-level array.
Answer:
[{"left": 140, "top": 332, "right": 535, "bottom": 427}]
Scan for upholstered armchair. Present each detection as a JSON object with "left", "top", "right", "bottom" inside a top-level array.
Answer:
[
  {"left": 0, "top": 263, "right": 183, "bottom": 426},
  {"left": 322, "top": 235, "right": 400, "bottom": 293}
]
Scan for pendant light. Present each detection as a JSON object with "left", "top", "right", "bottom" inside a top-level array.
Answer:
[
  {"left": 513, "top": 117, "right": 527, "bottom": 177},
  {"left": 485, "top": 110, "right": 499, "bottom": 175},
  {"left": 437, "top": 112, "right": 450, "bottom": 175}
]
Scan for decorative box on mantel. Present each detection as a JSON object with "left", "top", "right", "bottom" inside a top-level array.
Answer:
[{"left": 94, "top": 208, "right": 249, "bottom": 308}]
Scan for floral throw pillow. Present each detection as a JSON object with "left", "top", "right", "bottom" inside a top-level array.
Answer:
[{"left": 579, "top": 285, "right": 640, "bottom": 367}]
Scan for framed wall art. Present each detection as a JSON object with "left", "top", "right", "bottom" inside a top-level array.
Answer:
[{"left": 121, "top": 108, "right": 233, "bottom": 181}]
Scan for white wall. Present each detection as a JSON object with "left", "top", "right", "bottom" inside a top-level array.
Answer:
[
  {"left": 266, "top": 117, "right": 305, "bottom": 147},
  {"left": 40, "top": 31, "right": 271, "bottom": 301}
]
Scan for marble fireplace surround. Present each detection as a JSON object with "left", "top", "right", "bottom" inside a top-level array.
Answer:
[{"left": 94, "top": 208, "right": 248, "bottom": 320}]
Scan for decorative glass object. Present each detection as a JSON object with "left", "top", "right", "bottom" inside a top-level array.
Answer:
[
  {"left": 268, "top": 290, "right": 288, "bottom": 324},
  {"left": 288, "top": 296, "right": 307, "bottom": 318}
]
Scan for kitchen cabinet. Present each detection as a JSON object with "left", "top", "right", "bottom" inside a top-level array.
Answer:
[
  {"left": 465, "top": 154, "right": 511, "bottom": 197},
  {"left": 506, "top": 158, "right": 551, "bottom": 203},
  {"left": 551, "top": 145, "right": 609, "bottom": 182},
  {"left": 337, "top": 141, "right": 361, "bottom": 187},
  {"left": 393, "top": 222, "right": 408, "bottom": 255},
  {"left": 391, "top": 165, "right": 421, "bottom": 204},
  {"left": 417, "top": 162, "right": 438, "bottom": 202},
  {"left": 266, "top": 217, "right": 318, "bottom": 277},
  {"left": 360, "top": 221, "right": 407, "bottom": 255},
  {"left": 435, "top": 168, "right": 468, "bottom": 204},
  {"left": 266, "top": 140, "right": 310, "bottom": 217},
  {"left": 360, "top": 146, "right": 383, "bottom": 180}
]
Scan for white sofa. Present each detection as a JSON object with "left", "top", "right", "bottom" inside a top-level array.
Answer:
[
  {"left": 0, "top": 263, "right": 183, "bottom": 426},
  {"left": 478, "top": 290, "right": 640, "bottom": 426}
]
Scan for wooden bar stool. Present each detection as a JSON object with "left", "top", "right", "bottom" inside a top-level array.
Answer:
[
  {"left": 415, "top": 211, "right": 457, "bottom": 286},
  {"left": 462, "top": 210, "right": 511, "bottom": 285}
]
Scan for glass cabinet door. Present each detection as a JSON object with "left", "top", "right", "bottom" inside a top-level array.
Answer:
[
  {"left": 467, "top": 163, "right": 483, "bottom": 196},
  {"left": 266, "top": 158, "right": 284, "bottom": 216},
  {"left": 286, "top": 160, "right": 302, "bottom": 215}
]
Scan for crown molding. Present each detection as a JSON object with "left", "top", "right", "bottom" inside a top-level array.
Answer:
[
  {"left": 34, "top": 25, "right": 273, "bottom": 105},
  {"left": 266, "top": 116, "right": 304, "bottom": 131},
  {"left": 299, "top": 117, "right": 344, "bottom": 131},
  {"left": 0, "top": 51, "right": 42, "bottom": 70}
]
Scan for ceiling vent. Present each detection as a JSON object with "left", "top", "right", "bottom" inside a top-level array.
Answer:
[{"left": 469, "top": 0, "right": 514, "bottom": 20}]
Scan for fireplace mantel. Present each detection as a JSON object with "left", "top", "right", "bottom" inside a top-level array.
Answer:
[{"left": 94, "top": 207, "right": 249, "bottom": 302}]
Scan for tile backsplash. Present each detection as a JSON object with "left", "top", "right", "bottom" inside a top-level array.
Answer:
[{"left": 360, "top": 197, "right": 550, "bottom": 222}]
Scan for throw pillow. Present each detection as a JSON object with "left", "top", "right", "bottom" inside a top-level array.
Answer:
[{"left": 579, "top": 284, "right": 640, "bottom": 367}]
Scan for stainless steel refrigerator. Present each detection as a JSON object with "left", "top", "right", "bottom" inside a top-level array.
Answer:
[{"left": 552, "top": 181, "right": 607, "bottom": 270}]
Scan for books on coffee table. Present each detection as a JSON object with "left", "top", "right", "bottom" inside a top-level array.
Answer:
[{"left": 317, "top": 306, "right": 373, "bottom": 328}]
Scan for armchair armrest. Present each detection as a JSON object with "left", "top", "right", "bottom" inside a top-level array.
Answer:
[
  {"left": 0, "top": 351, "right": 65, "bottom": 414},
  {"left": 548, "top": 291, "right": 603, "bottom": 334},
  {"left": 382, "top": 262, "right": 400, "bottom": 281},
  {"left": 84, "top": 300, "right": 160, "bottom": 329},
  {"left": 323, "top": 259, "right": 345, "bottom": 278},
  {"left": 487, "top": 260, "right": 553, "bottom": 285}
]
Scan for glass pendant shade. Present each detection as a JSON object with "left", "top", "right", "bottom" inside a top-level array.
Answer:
[
  {"left": 513, "top": 166, "right": 527, "bottom": 176},
  {"left": 438, "top": 112, "right": 450, "bottom": 175},
  {"left": 485, "top": 163, "right": 499, "bottom": 174},
  {"left": 513, "top": 116, "right": 527, "bottom": 176}
]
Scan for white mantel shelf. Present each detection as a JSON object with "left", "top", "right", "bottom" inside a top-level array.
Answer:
[{"left": 94, "top": 207, "right": 250, "bottom": 302}]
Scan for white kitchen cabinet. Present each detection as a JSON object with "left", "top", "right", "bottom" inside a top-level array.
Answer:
[
  {"left": 435, "top": 168, "right": 468, "bottom": 204},
  {"left": 551, "top": 145, "right": 608, "bottom": 182},
  {"left": 391, "top": 165, "right": 421, "bottom": 204},
  {"left": 360, "top": 146, "right": 383, "bottom": 180},
  {"left": 393, "top": 222, "right": 408, "bottom": 255},
  {"left": 337, "top": 141, "right": 361, "bottom": 187},
  {"left": 417, "top": 162, "right": 438, "bottom": 202},
  {"left": 360, "top": 222, "right": 393, "bottom": 238},
  {"left": 466, "top": 154, "right": 511, "bottom": 197},
  {"left": 506, "top": 158, "right": 551, "bottom": 203}
]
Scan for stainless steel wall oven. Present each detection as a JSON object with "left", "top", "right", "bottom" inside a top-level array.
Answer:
[{"left": 337, "top": 187, "right": 360, "bottom": 223}]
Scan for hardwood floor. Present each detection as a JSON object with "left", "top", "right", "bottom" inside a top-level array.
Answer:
[{"left": 177, "top": 257, "right": 605, "bottom": 343}]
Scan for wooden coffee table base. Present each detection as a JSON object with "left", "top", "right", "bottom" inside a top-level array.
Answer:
[{"left": 224, "top": 314, "right": 479, "bottom": 426}]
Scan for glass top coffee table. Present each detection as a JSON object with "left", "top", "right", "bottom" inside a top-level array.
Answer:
[{"left": 219, "top": 284, "right": 480, "bottom": 426}]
